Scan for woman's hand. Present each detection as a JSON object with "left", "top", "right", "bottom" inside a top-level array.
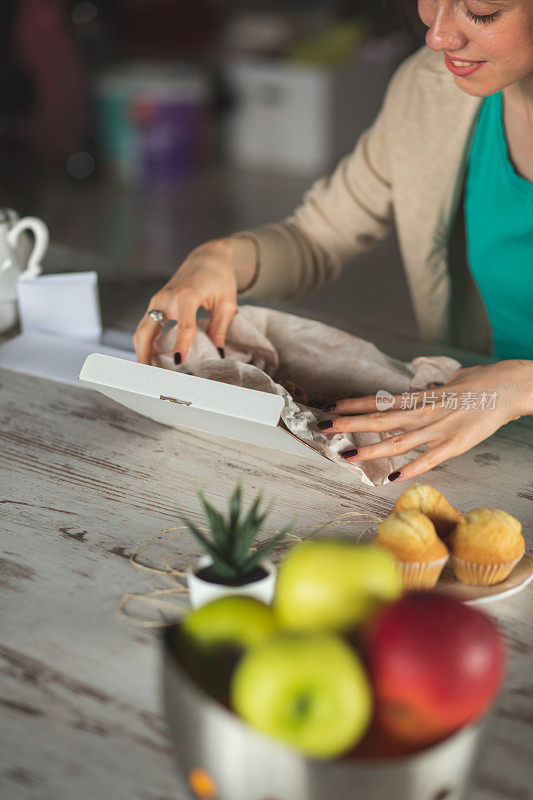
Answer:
[
  {"left": 133, "top": 237, "right": 256, "bottom": 365},
  {"left": 317, "top": 360, "right": 533, "bottom": 482}
]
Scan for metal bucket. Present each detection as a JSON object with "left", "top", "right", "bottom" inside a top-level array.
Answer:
[{"left": 162, "top": 625, "right": 487, "bottom": 800}]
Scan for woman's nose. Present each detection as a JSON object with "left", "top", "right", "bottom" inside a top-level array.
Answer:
[{"left": 425, "top": 5, "right": 468, "bottom": 52}]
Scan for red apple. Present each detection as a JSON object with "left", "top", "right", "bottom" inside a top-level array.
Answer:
[{"left": 364, "top": 591, "right": 505, "bottom": 746}]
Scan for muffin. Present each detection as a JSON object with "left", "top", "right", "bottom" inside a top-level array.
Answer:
[
  {"left": 449, "top": 508, "right": 525, "bottom": 585},
  {"left": 393, "top": 484, "right": 462, "bottom": 540},
  {"left": 374, "top": 510, "right": 449, "bottom": 589}
]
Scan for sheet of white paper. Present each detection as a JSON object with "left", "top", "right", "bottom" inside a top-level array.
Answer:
[
  {"left": 17, "top": 271, "right": 102, "bottom": 341},
  {"left": 0, "top": 331, "right": 135, "bottom": 385}
]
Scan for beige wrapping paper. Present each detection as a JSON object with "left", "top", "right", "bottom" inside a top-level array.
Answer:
[{"left": 152, "top": 306, "right": 460, "bottom": 486}]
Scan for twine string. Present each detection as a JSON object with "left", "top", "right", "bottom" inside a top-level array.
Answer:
[{"left": 118, "top": 511, "right": 383, "bottom": 628}]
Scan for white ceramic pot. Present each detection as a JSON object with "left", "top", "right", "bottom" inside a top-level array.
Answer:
[
  {"left": 0, "top": 299, "right": 18, "bottom": 333},
  {"left": 187, "top": 555, "right": 277, "bottom": 609},
  {"left": 0, "top": 208, "right": 49, "bottom": 333}
]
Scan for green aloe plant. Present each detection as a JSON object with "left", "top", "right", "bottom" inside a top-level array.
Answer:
[{"left": 181, "top": 482, "right": 290, "bottom": 584}]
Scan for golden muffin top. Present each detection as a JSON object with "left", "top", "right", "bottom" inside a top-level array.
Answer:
[
  {"left": 449, "top": 508, "right": 525, "bottom": 564},
  {"left": 393, "top": 483, "right": 461, "bottom": 539},
  {"left": 375, "top": 509, "right": 449, "bottom": 562}
]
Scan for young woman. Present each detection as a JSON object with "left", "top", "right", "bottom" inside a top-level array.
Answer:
[{"left": 134, "top": 1, "right": 533, "bottom": 482}]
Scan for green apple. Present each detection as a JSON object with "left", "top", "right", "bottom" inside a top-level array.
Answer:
[
  {"left": 177, "top": 596, "right": 278, "bottom": 701},
  {"left": 231, "top": 632, "right": 372, "bottom": 759},
  {"left": 274, "top": 540, "right": 402, "bottom": 633},
  {"left": 181, "top": 595, "right": 278, "bottom": 647}
]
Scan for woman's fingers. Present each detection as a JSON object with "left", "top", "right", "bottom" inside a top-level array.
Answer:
[
  {"left": 331, "top": 395, "right": 395, "bottom": 414},
  {"left": 134, "top": 288, "right": 201, "bottom": 366},
  {"left": 205, "top": 298, "right": 238, "bottom": 354},
  {"left": 133, "top": 315, "right": 164, "bottom": 365},
  {"left": 385, "top": 441, "right": 459, "bottom": 483},
  {"left": 134, "top": 290, "right": 237, "bottom": 366},
  {"left": 172, "top": 290, "right": 201, "bottom": 364},
  {"left": 331, "top": 387, "right": 448, "bottom": 416},
  {"left": 339, "top": 422, "right": 443, "bottom": 462},
  {"left": 318, "top": 407, "right": 434, "bottom": 434}
]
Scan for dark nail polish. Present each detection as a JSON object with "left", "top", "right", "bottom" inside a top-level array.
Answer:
[
  {"left": 217, "top": 347, "right": 225, "bottom": 359},
  {"left": 341, "top": 449, "right": 358, "bottom": 459},
  {"left": 317, "top": 420, "right": 334, "bottom": 431},
  {"left": 388, "top": 470, "right": 402, "bottom": 482},
  {"left": 174, "top": 352, "right": 181, "bottom": 365},
  {"left": 432, "top": 382, "right": 444, "bottom": 387},
  {"left": 322, "top": 402, "right": 337, "bottom": 412}
]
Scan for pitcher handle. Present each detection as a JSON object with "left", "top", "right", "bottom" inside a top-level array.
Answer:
[{"left": 7, "top": 217, "right": 49, "bottom": 280}]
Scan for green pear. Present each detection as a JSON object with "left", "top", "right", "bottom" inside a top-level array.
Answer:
[
  {"left": 274, "top": 540, "right": 402, "bottom": 633},
  {"left": 231, "top": 632, "right": 372, "bottom": 758}
]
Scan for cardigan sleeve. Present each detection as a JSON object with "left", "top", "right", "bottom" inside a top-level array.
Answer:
[{"left": 233, "top": 52, "right": 414, "bottom": 302}]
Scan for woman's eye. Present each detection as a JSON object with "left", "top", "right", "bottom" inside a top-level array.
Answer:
[{"left": 464, "top": 8, "right": 499, "bottom": 24}]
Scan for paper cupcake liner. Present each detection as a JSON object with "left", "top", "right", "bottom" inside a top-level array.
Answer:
[
  {"left": 398, "top": 555, "right": 449, "bottom": 590},
  {"left": 451, "top": 554, "right": 524, "bottom": 586}
]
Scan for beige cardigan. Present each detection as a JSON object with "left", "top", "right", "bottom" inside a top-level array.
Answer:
[{"left": 235, "top": 45, "right": 493, "bottom": 353}]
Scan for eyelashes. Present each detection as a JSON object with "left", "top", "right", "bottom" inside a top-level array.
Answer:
[{"left": 464, "top": 9, "right": 499, "bottom": 25}]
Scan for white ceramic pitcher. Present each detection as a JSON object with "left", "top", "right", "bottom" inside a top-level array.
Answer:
[{"left": 0, "top": 208, "right": 49, "bottom": 333}]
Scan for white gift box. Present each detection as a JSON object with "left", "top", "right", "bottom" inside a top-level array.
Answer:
[{"left": 79, "top": 352, "right": 325, "bottom": 463}]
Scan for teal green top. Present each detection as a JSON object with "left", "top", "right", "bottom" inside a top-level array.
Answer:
[{"left": 465, "top": 91, "right": 533, "bottom": 361}]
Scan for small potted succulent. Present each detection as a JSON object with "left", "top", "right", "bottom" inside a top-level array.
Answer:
[{"left": 182, "top": 482, "right": 290, "bottom": 608}]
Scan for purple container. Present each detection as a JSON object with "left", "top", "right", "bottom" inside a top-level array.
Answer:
[{"left": 96, "top": 63, "right": 210, "bottom": 186}]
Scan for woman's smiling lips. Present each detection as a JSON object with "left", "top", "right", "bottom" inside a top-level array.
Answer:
[{"left": 444, "top": 52, "right": 486, "bottom": 77}]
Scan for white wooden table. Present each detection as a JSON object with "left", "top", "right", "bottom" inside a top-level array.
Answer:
[{"left": 1, "top": 365, "right": 532, "bottom": 800}]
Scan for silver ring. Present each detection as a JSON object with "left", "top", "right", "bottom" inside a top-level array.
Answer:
[{"left": 147, "top": 309, "right": 166, "bottom": 325}]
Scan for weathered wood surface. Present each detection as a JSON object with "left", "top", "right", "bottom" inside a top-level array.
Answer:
[{"left": 0, "top": 366, "right": 532, "bottom": 800}]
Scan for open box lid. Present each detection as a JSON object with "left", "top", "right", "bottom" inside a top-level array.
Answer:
[{"left": 79, "top": 353, "right": 324, "bottom": 461}]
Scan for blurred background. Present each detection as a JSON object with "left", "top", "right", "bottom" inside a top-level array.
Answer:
[{"left": 0, "top": 0, "right": 428, "bottom": 346}]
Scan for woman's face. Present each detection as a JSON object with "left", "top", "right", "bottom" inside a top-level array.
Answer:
[{"left": 418, "top": 1, "right": 533, "bottom": 96}]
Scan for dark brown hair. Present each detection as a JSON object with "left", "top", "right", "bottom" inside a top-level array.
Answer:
[
  {"left": 397, "top": 0, "right": 426, "bottom": 39},
  {"left": 399, "top": 0, "right": 419, "bottom": 22}
]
